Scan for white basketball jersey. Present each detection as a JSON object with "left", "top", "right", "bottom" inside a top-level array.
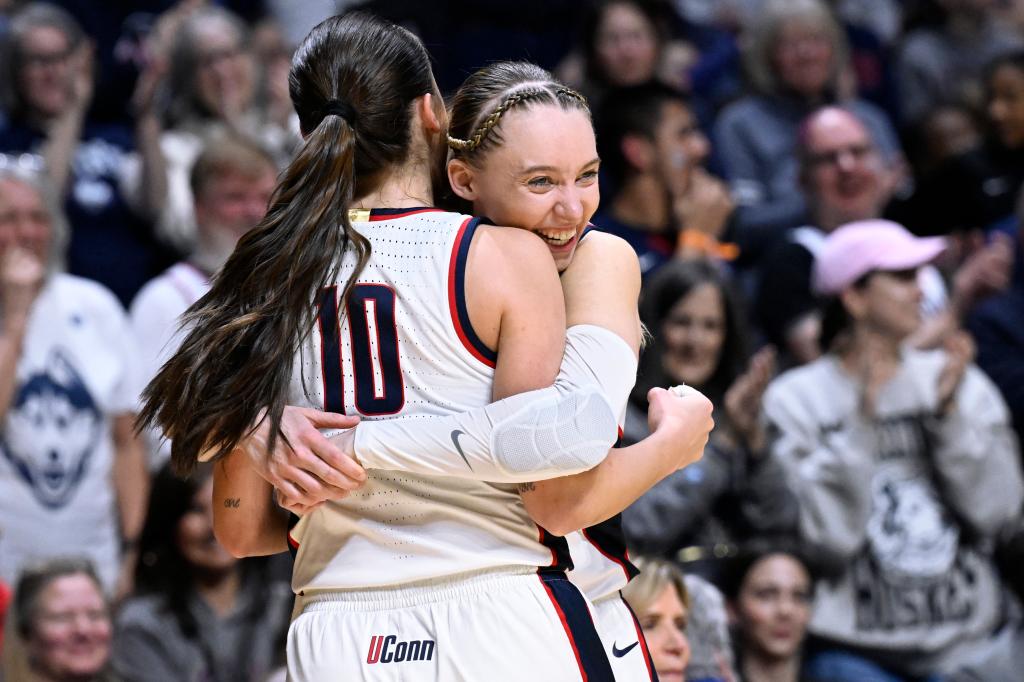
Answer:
[{"left": 287, "top": 208, "right": 570, "bottom": 594}]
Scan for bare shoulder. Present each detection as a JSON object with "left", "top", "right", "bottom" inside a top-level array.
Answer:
[
  {"left": 463, "top": 225, "right": 563, "bottom": 347},
  {"left": 470, "top": 225, "right": 559, "bottom": 284},
  {"left": 569, "top": 231, "right": 641, "bottom": 279},
  {"left": 477, "top": 224, "right": 552, "bottom": 257},
  {"left": 564, "top": 230, "right": 641, "bottom": 288},
  {"left": 562, "top": 230, "right": 643, "bottom": 352}
]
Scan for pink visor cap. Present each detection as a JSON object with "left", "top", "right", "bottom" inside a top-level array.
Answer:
[{"left": 812, "top": 219, "right": 947, "bottom": 296}]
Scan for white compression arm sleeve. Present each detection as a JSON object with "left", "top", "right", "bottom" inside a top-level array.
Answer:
[{"left": 352, "top": 325, "right": 637, "bottom": 482}]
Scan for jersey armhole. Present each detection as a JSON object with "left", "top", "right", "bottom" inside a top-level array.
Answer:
[{"left": 447, "top": 216, "right": 498, "bottom": 368}]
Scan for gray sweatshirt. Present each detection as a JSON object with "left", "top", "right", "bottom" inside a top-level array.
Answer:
[{"left": 763, "top": 349, "right": 1023, "bottom": 674}]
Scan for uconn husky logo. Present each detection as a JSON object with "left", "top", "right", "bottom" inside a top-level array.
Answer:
[
  {"left": 366, "top": 635, "right": 435, "bottom": 664},
  {"left": 1, "top": 351, "right": 101, "bottom": 508}
]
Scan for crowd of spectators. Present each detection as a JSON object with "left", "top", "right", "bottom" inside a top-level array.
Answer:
[{"left": 0, "top": 1, "right": 1022, "bottom": 680}]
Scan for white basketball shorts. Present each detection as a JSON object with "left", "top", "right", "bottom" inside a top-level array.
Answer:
[
  {"left": 592, "top": 592, "right": 658, "bottom": 681},
  {"left": 286, "top": 568, "right": 615, "bottom": 681}
]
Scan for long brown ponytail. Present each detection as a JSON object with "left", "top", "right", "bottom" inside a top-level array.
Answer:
[{"left": 139, "top": 13, "right": 436, "bottom": 476}]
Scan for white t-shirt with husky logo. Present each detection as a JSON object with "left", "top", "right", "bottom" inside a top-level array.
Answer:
[{"left": 0, "top": 273, "right": 141, "bottom": 593}]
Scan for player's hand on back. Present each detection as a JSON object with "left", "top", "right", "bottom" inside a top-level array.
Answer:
[
  {"left": 241, "top": 406, "right": 367, "bottom": 511},
  {"left": 646, "top": 385, "right": 714, "bottom": 472}
]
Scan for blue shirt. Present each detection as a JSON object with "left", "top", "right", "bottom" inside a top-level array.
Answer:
[{"left": 0, "top": 120, "right": 169, "bottom": 305}]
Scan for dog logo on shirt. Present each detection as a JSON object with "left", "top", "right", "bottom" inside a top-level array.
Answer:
[
  {"left": 867, "top": 473, "right": 958, "bottom": 583},
  {"left": 1, "top": 350, "right": 101, "bottom": 508}
]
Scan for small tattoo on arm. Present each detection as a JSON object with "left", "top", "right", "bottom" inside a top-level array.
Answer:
[
  {"left": 224, "top": 498, "right": 241, "bottom": 508},
  {"left": 516, "top": 482, "right": 536, "bottom": 494}
]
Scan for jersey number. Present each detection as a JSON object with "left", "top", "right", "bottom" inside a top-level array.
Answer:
[{"left": 318, "top": 284, "right": 404, "bottom": 415}]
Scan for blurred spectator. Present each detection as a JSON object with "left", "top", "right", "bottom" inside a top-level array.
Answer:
[
  {"left": 832, "top": 0, "right": 903, "bottom": 47},
  {"left": 14, "top": 558, "right": 116, "bottom": 682},
  {"left": 910, "top": 50, "right": 1024, "bottom": 235},
  {"left": 129, "top": 135, "right": 276, "bottom": 470},
  {"left": 595, "top": 83, "right": 734, "bottom": 276},
  {"left": 764, "top": 219, "right": 1023, "bottom": 679},
  {"left": 113, "top": 464, "right": 291, "bottom": 682},
  {"left": 967, "top": 192, "right": 1024, "bottom": 446},
  {"left": 564, "top": 0, "right": 743, "bottom": 118},
  {"left": 623, "top": 260, "right": 798, "bottom": 574},
  {"left": 713, "top": 0, "right": 901, "bottom": 255},
  {"left": 32, "top": 1, "right": 178, "bottom": 127},
  {"left": 250, "top": 17, "right": 295, "bottom": 153},
  {"left": 622, "top": 556, "right": 692, "bottom": 682},
  {"left": 682, "top": 573, "right": 737, "bottom": 682},
  {"left": 123, "top": 5, "right": 298, "bottom": 255},
  {"left": 758, "top": 106, "right": 1013, "bottom": 367},
  {"left": 570, "top": 0, "right": 665, "bottom": 106},
  {"left": 756, "top": 106, "right": 899, "bottom": 365},
  {"left": 0, "top": 2, "right": 169, "bottom": 306},
  {"left": 721, "top": 546, "right": 813, "bottom": 682},
  {"left": 895, "top": 0, "right": 1023, "bottom": 128},
  {"left": 908, "top": 103, "right": 982, "bottom": 178},
  {"left": 0, "top": 168, "right": 147, "bottom": 597},
  {"left": 263, "top": 0, "right": 337, "bottom": 48}
]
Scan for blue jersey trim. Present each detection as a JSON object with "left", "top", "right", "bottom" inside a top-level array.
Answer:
[{"left": 451, "top": 216, "right": 498, "bottom": 366}]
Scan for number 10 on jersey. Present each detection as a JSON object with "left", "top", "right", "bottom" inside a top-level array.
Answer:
[{"left": 317, "top": 284, "right": 405, "bottom": 416}]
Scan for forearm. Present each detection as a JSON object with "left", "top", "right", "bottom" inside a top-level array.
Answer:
[
  {"left": 134, "top": 113, "right": 168, "bottom": 222},
  {"left": 930, "top": 397, "right": 1024, "bottom": 535},
  {"left": 212, "top": 448, "right": 289, "bottom": 556},
  {"left": 112, "top": 414, "right": 150, "bottom": 545},
  {"left": 520, "top": 428, "right": 681, "bottom": 536},
  {"left": 765, "top": 395, "right": 875, "bottom": 566},
  {"left": 41, "top": 110, "right": 85, "bottom": 197},
  {"left": 787, "top": 424, "right": 875, "bottom": 563},
  {"left": 350, "top": 325, "right": 632, "bottom": 481}
]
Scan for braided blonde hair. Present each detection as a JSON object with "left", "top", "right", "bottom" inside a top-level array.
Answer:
[{"left": 447, "top": 69, "right": 589, "bottom": 156}]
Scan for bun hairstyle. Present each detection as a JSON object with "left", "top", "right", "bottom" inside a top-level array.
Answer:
[{"left": 140, "top": 12, "right": 436, "bottom": 475}]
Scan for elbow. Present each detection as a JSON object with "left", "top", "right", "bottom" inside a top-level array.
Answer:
[
  {"left": 527, "top": 499, "right": 593, "bottom": 537},
  {"left": 213, "top": 520, "right": 265, "bottom": 558},
  {"left": 537, "top": 518, "right": 583, "bottom": 538},
  {"left": 538, "top": 517, "right": 581, "bottom": 538}
]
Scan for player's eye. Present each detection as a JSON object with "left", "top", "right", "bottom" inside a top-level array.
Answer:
[
  {"left": 527, "top": 176, "right": 554, "bottom": 188},
  {"left": 576, "top": 170, "right": 598, "bottom": 184}
]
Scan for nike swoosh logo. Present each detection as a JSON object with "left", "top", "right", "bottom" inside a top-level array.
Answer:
[
  {"left": 451, "top": 430, "right": 473, "bottom": 471},
  {"left": 612, "top": 641, "right": 639, "bottom": 658}
]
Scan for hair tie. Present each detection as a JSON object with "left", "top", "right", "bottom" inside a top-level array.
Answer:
[{"left": 323, "top": 99, "right": 357, "bottom": 126}]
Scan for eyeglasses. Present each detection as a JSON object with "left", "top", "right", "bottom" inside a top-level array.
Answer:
[
  {"left": 38, "top": 608, "right": 109, "bottom": 627},
  {"left": 807, "top": 143, "right": 876, "bottom": 167},
  {"left": 198, "top": 46, "right": 245, "bottom": 70},
  {"left": 19, "top": 47, "right": 74, "bottom": 69}
]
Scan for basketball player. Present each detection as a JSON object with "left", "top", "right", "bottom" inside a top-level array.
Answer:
[
  {"left": 141, "top": 13, "right": 709, "bottom": 681},
  {"left": 223, "top": 62, "right": 713, "bottom": 680},
  {"left": 312, "top": 62, "right": 692, "bottom": 680}
]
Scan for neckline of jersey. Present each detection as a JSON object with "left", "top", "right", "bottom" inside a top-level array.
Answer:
[{"left": 349, "top": 206, "right": 442, "bottom": 222}]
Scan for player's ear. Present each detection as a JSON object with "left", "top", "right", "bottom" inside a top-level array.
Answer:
[
  {"left": 447, "top": 158, "right": 477, "bottom": 202},
  {"left": 417, "top": 92, "right": 444, "bottom": 134}
]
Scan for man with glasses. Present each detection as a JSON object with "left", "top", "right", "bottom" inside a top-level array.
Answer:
[{"left": 757, "top": 106, "right": 905, "bottom": 367}]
